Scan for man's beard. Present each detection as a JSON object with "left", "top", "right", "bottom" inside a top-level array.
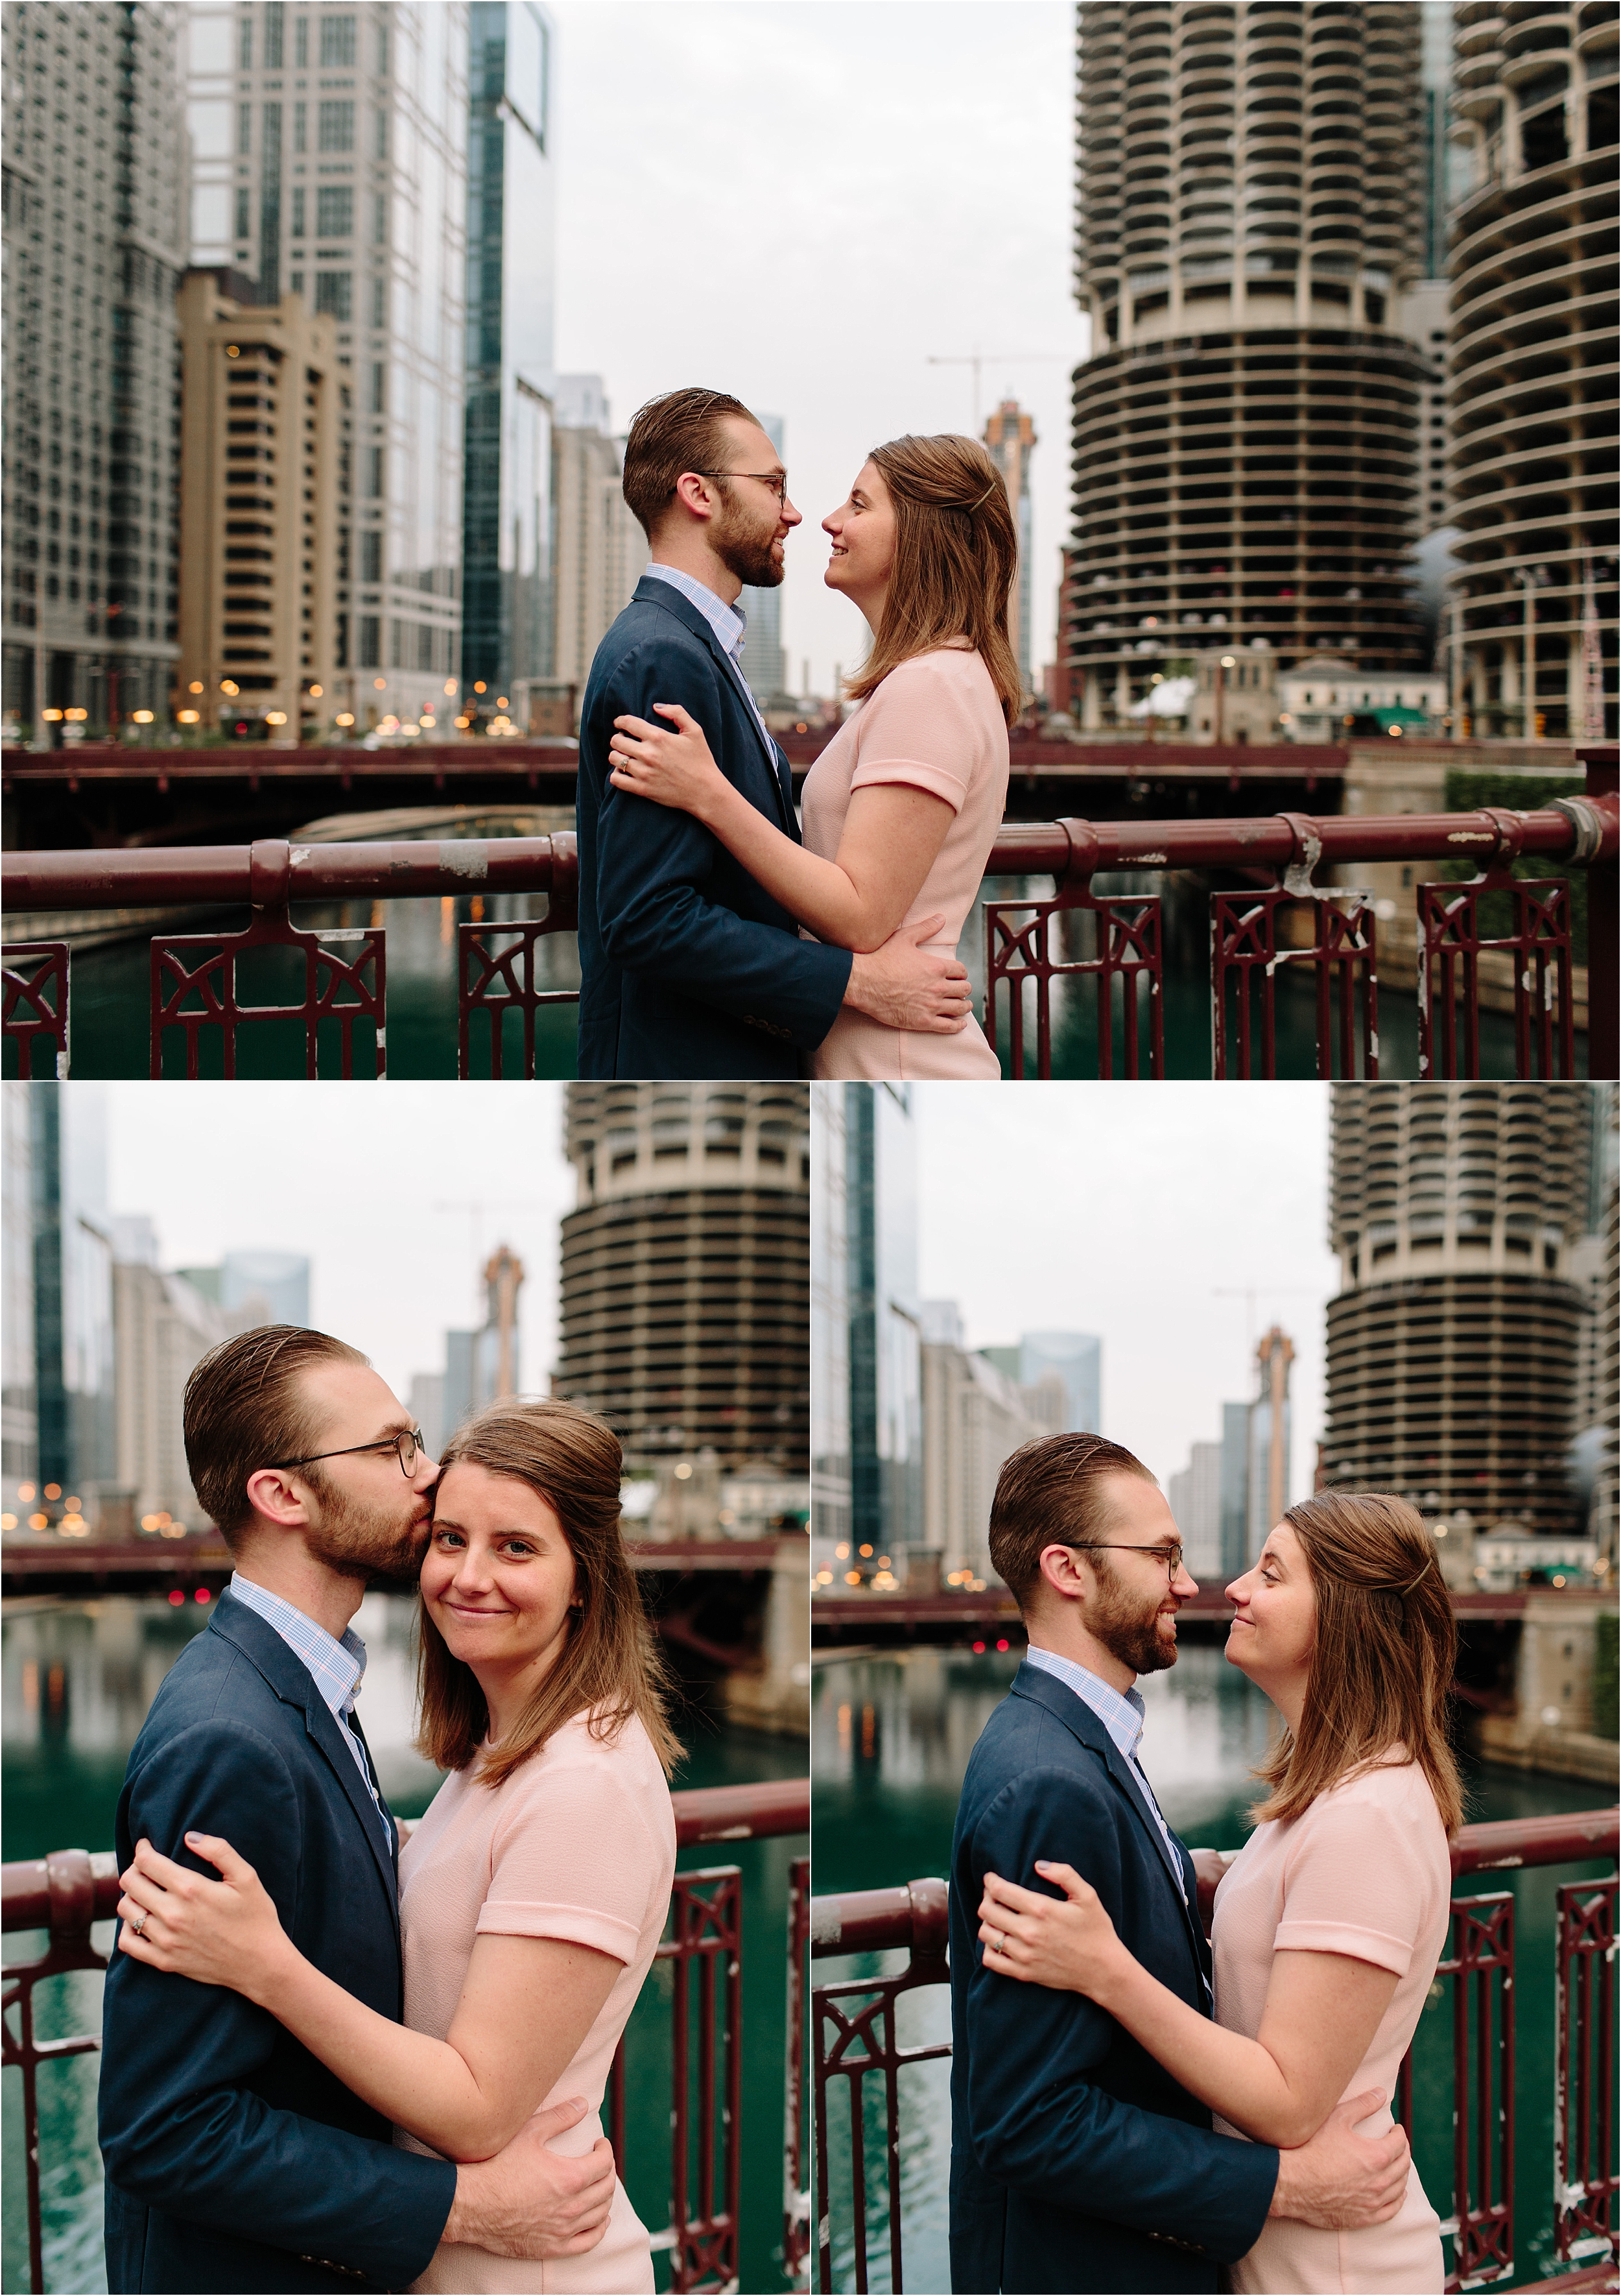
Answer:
[
  {"left": 1087, "top": 1561, "right": 1178, "bottom": 1677},
  {"left": 711, "top": 493, "right": 783, "bottom": 589},
  {"left": 302, "top": 1473, "right": 427, "bottom": 1590}
]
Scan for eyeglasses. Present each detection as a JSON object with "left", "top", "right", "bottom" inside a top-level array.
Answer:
[
  {"left": 1063, "top": 1541, "right": 1187, "bottom": 1587},
  {"left": 269, "top": 1428, "right": 431, "bottom": 1478},
  {"left": 691, "top": 469, "right": 788, "bottom": 504}
]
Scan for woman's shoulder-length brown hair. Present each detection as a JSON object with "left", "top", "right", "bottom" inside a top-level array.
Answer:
[
  {"left": 415, "top": 1399, "right": 682, "bottom": 1790},
  {"left": 1251, "top": 1489, "right": 1463, "bottom": 1836},
  {"left": 844, "top": 433, "right": 1022, "bottom": 724}
]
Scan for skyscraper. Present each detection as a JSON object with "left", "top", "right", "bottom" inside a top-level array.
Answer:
[
  {"left": 810, "top": 1082, "right": 851, "bottom": 1548},
  {"left": 1, "top": 2, "right": 186, "bottom": 733},
  {"left": 176, "top": 272, "right": 351, "bottom": 735},
  {"left": 1063, "top": 3, "right": 1431, "bottom": 729},
  {"left": 739, "top": 415, "right": 787, "bottom": 705},
  {"left": 556, "top": 1083, "right": 810, "bottom": 1469},
  {"left": 3, "top": 1085, "right": 38, "bottom": 1486},
  {"left": 844, "top": 1083, "right": 923, "bottom": 1557},
  {"left": 1168, "top": 1438, "right": 1223, "bottom": 1582},
  {"left": 461, "top": 2, "right": 556, "bottom": 712},
  {"left": 1447, "top": 5, "right": 1618, "bottom": 738},
  {"left": 1324, "top": 1082, "right": 1592, "bottom": 1534},
  {"left": 983, "top": 399, "right": 1036, "bottom": 699},
  {"left": 184, "top": 2, "right": 469, "bottom": 724},
  {"left": 549, "top": 375, "right": 650, "bottom": 704},
  {"left": 28, "top": 1085, "right": 115, "bottom": 1517}
]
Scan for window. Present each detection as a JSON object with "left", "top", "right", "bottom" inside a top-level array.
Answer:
[
  {"left": 364, "top": 445, "right": 383, "bottom": 497},
  {"left": 368, "top": 361, "right": 385, "bottom": 412},
  {"left": 234, "top": 185, "right": 251, "bottom": 239},
  {"left": 319, "top": 15, "right": 356, "bottom": 66},
  {"left": 237, "top": 102, "right": 252, "bottom": 155},
  {"left": 374, "top": 106, "right": 388, "bottom": 160},
  {"left": 371, "top": 274, "right": 386, "bottom": 327},
  {"left": 314, "top": 271, "right": 352, "bottom": 321},
  {"left": 372, "top": 189, "right": 386, "bottom": 241},
  {"left": 295, "top": 16, "right": 308, "bottom": 67},
  {"left": 316, "top": 184, "right": 352, "bottom": 236},
  {"left": 239, "top": 15, "right": 253, "bottom": 68},
  {"left": 358, "top": 613, "right": 379, "bottom": 665},
  {"left": 264, "top": 4, "right": 285, "bottom": 69},
  {"left": 361, "top": 530, "right": 382, "bottom": 582},
  {"left": 294, "top": 101, "right": 306, "bottom": 152},
  {"left": 290, "top": 269, "right": 304, "bottom": 296},
  {"left": 291, "top": 185, "right": 305, "bottom": 236},
  {"left": 317, "top": 99, "right": 354, "bottom": 152}
]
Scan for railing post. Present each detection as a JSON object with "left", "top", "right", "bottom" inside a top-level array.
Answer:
[{"left": 1580, "top": 747, "right": 1618, "bottom": 1078}]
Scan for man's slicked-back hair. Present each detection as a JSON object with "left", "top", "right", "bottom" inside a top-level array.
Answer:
[
  {"left": 621, "top": 386, "right": 759, "bottom": 540},
  {"left": 184, "top": 1324, "right": 368, "bottom": 1546},
  {"left": 988, "top": 1431, "right": 1158, "bottom": 1610}
]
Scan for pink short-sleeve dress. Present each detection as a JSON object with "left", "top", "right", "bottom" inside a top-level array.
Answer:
[
  {"left": 394, "top": 1710, "right": 676, "bottom": 2295},
  {"left": 801, "top": 645, "right": 1009, "bottom": 1080},
  {"left": 1211, "top": 1758, "right": 1451, "bottom": 2295}
]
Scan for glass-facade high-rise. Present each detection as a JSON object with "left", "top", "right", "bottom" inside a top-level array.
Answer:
[
  {"left": 185, "top": 3, "right": 469, "bottom": 725},
  {"left": 461, "top": 1, "right": 556, "bottom": 709},
  {"left": 845, "top": 1083, "right": 923, "bottom": 1559},
  {"left": 739, "top": 415, "right": 787, "bottom": 705},
  {"left": 1, "top": 1, "right": 186, "bottom": 734},
  {"left": 29, "top": 1085, "right": 116, "bottom": 1519}
]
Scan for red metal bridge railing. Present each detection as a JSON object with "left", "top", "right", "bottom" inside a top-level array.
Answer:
[
  {"left": 810, "top": 1808, "right": 1620, "bottom": 2296},
  {"left": 4, "top": 755, "right": 1615, "bottom": 1082},
  {"left": 2, "top": 1775, "right": 809, "bottom": 2296}
]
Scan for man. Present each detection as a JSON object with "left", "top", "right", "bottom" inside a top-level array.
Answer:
[
  {"left": 99, "top": 1325, "right": 616, "bottom": 2294},
  {"left": 576, "top": 385, "right": 973, "bottom": 1078},
  {"left": 948, "top": 1432, "right": 1413, "bottom": 2294}
]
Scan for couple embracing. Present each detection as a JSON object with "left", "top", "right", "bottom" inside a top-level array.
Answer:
[
  {"left": 951, "top": 1432, "right": 1460, "bottom": 2295},
  {"left": 577, "top": 385, "right": 1015, "bottom": 1082},
  {"left": 99, "top": 1325, "right": 679, "bottom": 2295}
]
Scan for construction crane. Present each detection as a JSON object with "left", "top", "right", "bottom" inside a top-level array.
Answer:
[
  {"left": 926, "top": 350, "right": 1064, "bottom": 433},
  {"left": 1212, "top": 1285, "right": 1319, "bottom": 1353}
]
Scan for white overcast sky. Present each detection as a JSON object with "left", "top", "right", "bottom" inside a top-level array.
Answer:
[
  {"left": 102, "top": 1084, "right": 573, "bottom": 1406},
  {"left": 549, "top": 1, "right": 1088, "bottom": 695},
  {"left": 912, "top": 1085, "right": 1340, "bottom": 1500}
]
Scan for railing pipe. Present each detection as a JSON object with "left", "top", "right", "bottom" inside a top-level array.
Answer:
[
  {"left": 809, "top": 1808, "right": 1620, "bottom": 1958},
  {"left": 0, "top": 1777, "right": 808, "bottom": 1934},
  {"left": 1, "top": 833, "right": 574, "bottom": 913},
  {"left": 985, "top": 796, "right": 1617, "bottom": 882}
]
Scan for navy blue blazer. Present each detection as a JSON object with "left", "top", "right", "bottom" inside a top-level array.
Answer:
[
  {"left": 99, "top": 1590, "right": 456, "bottom": 2294},
  {"left": 949, "top": 1662, "right": 1279, "bottom": 2294},
  {"left": 576, "top": 574, "right": 853, "bottom": 1078}
]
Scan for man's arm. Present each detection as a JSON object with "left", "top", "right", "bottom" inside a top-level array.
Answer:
[
  {"left": 590, "top": 643, "right": 853, "bottom": 1048},
  {"left": 962, "top": 1768, "right": 1279, "bottom": 2266},
  {"left": 99, "top": 1720, "right": 611, "bottom": 2282}
]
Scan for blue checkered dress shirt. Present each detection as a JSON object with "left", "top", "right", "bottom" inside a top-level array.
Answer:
[
  {"left": 1024, "top": 1642, "right": 1188, "bottom": 1902},
  {"left": 643, "top": 562, "right": 775, "bottom": 753},
  {"left": 228, "top": 1574, "right": 394, "bottom": 1854}
]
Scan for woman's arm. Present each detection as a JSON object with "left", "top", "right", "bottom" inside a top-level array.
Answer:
[
  {"left": 608, "top": 704, "right": 956, "bottom": 952},
  {"left": 118, "top": 1833, "right": 619, "bottom": 2162},
  {"left": 980, "top": 1862, "right": 1399, "bottom": 2148}
]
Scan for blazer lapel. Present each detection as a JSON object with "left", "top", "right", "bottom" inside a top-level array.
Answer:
[
  {"left": 207, "top": 1594, "right": 400, "bottom": 1941},
  {"left": 633, "top": 577, "right": 792, "bottom": 831},
  {"left": 1011, "top": 1664, "right": 1211, "bottom": 1993}
]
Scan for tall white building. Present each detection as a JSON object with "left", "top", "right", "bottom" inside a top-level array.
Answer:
[
  {"left": 919, "top": 1299, "right": 1069, "bottom": 1586},
  {"left": 1168, "top": 1439, "right": 1224, "bottom": 1584},
  {"left": 549, "top": 376, "right": 649, "bottom": 702},
  {"left": 183, "top": 1, "right": 469, "bottom": 724},
  {"left": 739, "top": 414, "right": 787, "bottom": 704}
]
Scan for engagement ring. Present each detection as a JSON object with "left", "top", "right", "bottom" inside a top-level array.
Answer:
[{"left": 130, "top": 1908, "right": 147, "bottom": 1936}]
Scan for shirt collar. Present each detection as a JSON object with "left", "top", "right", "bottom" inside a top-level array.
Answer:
[
  {"left": 1024, "top": 1641, "right": 1146, "bottom": 1763},
  {"left": 228, "top": 1572, "right": 367, "bottom": 1719},
  {"left": 645, "top": 561, "right": 748, "bottom": 659}
]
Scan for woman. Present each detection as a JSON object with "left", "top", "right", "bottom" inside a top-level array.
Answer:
[
  {"left": 606, "top": 433, "right": 1017, "bottom": 1079},
  {"left": 115, "top": 1399, "right": 680, "bottom": 2295},
  {"left": 978, "top": 1491, "right": 1459, "bottom": 2295}
]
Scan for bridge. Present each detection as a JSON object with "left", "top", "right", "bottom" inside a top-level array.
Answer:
[
  {"left": 810, "top": 1582, "right": 1585, "bottom": 1633},
  {"left": 1, "top": 735, "right": 1349, "bottom": 848}
]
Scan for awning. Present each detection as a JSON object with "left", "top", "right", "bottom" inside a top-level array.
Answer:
[{"left": 1368, "top": 706, "right": 1431, "bottom": 728}]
